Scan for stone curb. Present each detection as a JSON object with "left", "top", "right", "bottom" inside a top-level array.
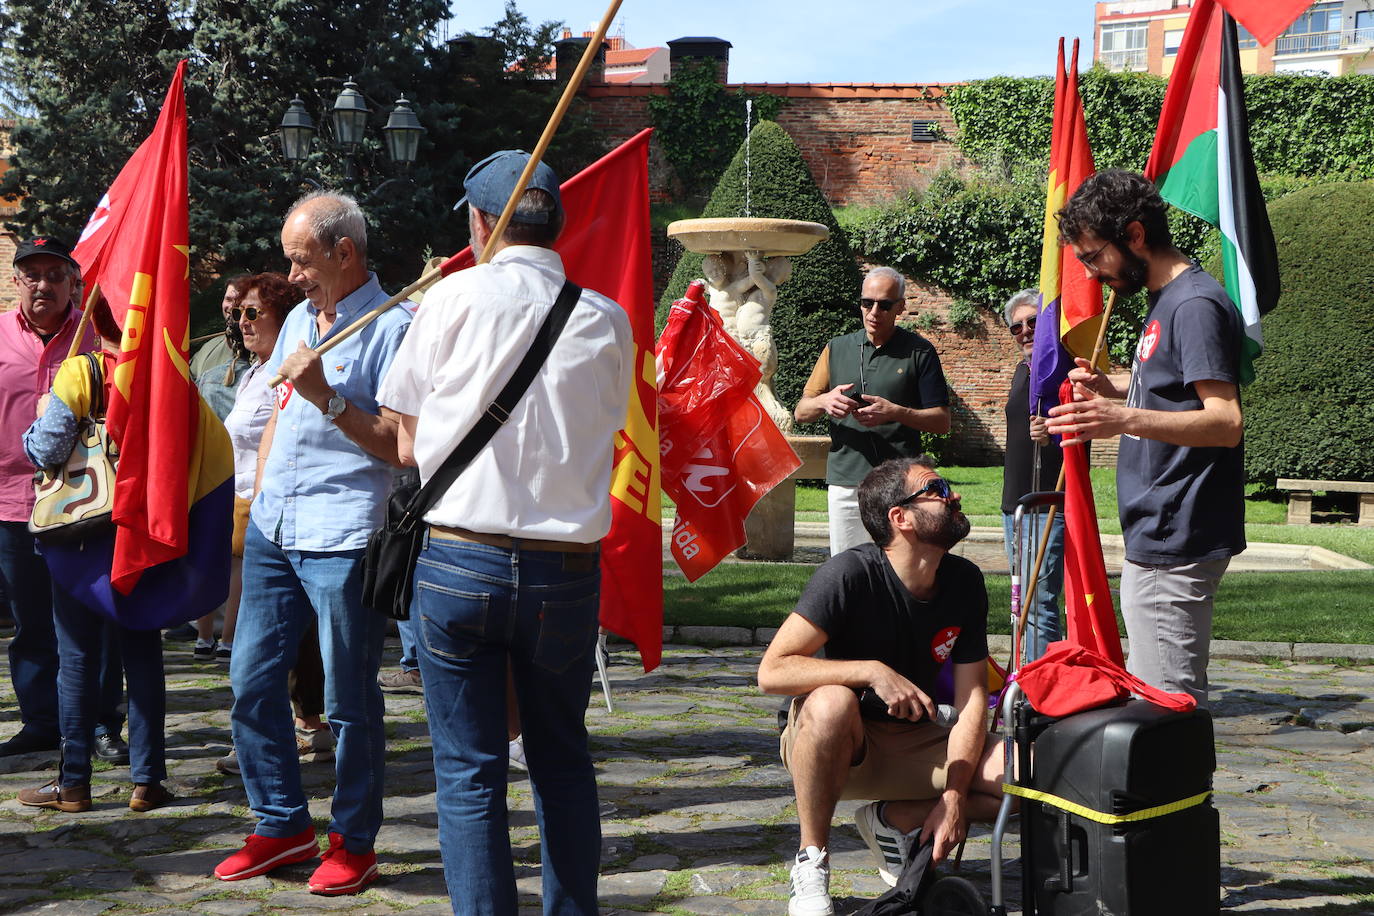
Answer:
[{"left": 626, "top": 628, "right": 1374, "bottom": 665}]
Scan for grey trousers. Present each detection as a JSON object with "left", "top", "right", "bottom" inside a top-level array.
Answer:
[{"left": 1120, "top": 556, "right": 1230, "bottom": 708}]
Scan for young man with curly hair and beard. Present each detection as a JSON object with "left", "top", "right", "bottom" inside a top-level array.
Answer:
[{"left": 1046, "top": 168, "right": 1245, "bottom": 710}]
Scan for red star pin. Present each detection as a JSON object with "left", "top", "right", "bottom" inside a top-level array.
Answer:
[{"left": 33, "top": 239, "right": 47, "bottom": 246}]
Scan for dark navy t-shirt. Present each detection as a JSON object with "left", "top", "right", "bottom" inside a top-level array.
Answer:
[
  {"left": 793, "top": 543, "right": 989, "bottom": 697},
  {"left": 1117, "top": 265, "right": 1246, "bottom": 565}
]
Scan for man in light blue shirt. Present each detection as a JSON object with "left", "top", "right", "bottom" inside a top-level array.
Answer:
[{"left": 217, "top": 191, "right": 410, "bottom": 897}]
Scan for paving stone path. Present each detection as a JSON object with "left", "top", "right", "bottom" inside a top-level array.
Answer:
[{"left": 1, "top": 638, "right": 1373, "bottom": 914}]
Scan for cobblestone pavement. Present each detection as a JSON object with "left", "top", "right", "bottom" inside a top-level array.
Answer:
[{"left": 1, "top": 639, "right": 1373, "bottom": 914}]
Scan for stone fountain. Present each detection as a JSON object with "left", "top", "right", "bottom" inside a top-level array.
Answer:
[
  {"left": 666, "top": 216, "right": 830, "bottom": 560},
  {"left": 666, "top": 217, "right": 829, "bottom": 435}
]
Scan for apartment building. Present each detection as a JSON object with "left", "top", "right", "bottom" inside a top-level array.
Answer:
[{"left": 1094, "top": 1, "right": 1374, "bottom": 76}]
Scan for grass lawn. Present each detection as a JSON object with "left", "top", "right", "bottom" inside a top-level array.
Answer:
[{"left": 666, "top": 565, "right": 1374, "bottom": 644}]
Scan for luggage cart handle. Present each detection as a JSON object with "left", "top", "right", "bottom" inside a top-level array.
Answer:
[{"left": 1016, "top": 490, "right": 1064, "bottom": 512}]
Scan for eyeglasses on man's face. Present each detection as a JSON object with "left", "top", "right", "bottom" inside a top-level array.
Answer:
[
  {"left": 1075, "top": 239, "right": 1112, "bottom": 273},
  {"left": 1009, "top": 315, "right": 1037, "bottom": 336},
  {"left": 860, "top": 298, "right": 900, "bottom": 312},
  {"left": 15, "top": 268, "right": 71, "bottom": 288},
  {"left": 894, "top": 477, "right": 953, "bottom": 507}
]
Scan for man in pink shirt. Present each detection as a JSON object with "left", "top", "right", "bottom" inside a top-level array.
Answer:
[{"left": 0, "top": 237, "right": 124, "bottom": 760}]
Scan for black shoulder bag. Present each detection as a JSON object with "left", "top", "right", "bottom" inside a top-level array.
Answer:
[{"left": 362, "top": 279, "right": 582, "bottom": 620}]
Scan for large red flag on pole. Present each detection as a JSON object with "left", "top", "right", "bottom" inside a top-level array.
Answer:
[
  {"left": 1215, "top": 0, "right": 1316, "bottom": 46},
  {"left": 70, "top": 60, "right": 213, "bottom": 594},
  {"left": 441, "top": 130, "right": 663, "bottom": 670},
  {"left": 1056, "top": 378, "right": 1124, "bottom": 665}
]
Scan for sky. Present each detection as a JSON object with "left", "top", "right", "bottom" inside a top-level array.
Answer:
[{"left": 445, "top": 0, "right": 1098, "bottom": 84}]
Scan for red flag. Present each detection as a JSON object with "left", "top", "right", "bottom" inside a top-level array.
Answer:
[
  {"left": 1216, "top": 0, "right": 1316, "bottom": 47},
  {"left": 658, "top": 284, "right": 800, "bottom": 581},
  {"left": 71, "top": 61, "right": 199, "bottom": 594},
  {"left": 1057, "top": 379, "right": 1124, "bottom": 665},
  {"left": 440, "top": 130, "right": 663, "bottom": 671}
]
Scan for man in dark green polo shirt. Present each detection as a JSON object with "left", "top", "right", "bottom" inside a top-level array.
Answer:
[{"left": 795, "top": 266, "right": 950, "bottom": 555}]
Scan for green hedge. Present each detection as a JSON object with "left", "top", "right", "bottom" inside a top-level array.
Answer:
[
  {"left": 1220, "top": 181, "right": 1374, "bottom": 482},
  {"left": 946, "top": 71, "right": 1374, "bottom": 181},
  {"left": 660, "top": 120, "right": 863, "bottom": 427}
]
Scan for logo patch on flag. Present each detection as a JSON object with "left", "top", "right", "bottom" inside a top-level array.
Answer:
[{"left": 931, "top": 626, "right": 961, "bottom": 663}]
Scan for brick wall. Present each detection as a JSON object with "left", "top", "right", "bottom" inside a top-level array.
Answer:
[
  {"left": 581, "top": 83, "right": 962, "bottom": 208},
  {"left": 0, "top": 234, "right": 15, "bottom": 313}
]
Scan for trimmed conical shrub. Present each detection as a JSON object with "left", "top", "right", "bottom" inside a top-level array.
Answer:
[
  {"left": 661, "top": 120, "right": 864, "bottom": 420},
  {"left": 1212, "top": 181, "right": 1374, "bottom": 482}
]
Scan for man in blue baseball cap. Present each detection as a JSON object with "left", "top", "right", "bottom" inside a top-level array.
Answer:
[{"left": 380, "top": 150, "right": 633, "bottom": 915}]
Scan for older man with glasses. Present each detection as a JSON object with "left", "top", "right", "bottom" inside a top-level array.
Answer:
[
  {"left": 0, "top": 237, "right": 128, "bottom": 763},
  {"left": 795, "top": 266, "right": 950, "bottom": 556},
  {"left": 1000, "top": 289, "right": 1069, "bottom": 662}
]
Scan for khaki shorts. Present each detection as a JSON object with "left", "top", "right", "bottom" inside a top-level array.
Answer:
[
  {"left": 779, "top": 694, "right": 958, "bottom": 802},
  {"left": 231, "top": 497, "right": 251, "bottom": 558}
]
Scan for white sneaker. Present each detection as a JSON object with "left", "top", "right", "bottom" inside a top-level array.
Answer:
[
  {"left": 788, "top": 845, "right": 833, "bottom": 916},
  {"left": 855, "top": 801, "right": 916, "bottom": 887},
  {"left": 508, "top": 735, "right": 527, "bottom": 772}
]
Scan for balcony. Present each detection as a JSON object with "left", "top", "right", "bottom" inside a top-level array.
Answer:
[
  {"left": 1101, "top": 48, "right": 1148, "bottom": 71},
  {"left": 1275, "top": 27, "right": 1374, "bottom": 56}
]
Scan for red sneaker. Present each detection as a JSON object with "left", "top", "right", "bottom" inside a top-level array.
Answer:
[
  {"left": 214, "top": 828, "right": 319, "bottom": 881},
  {"left": 308, "top": 832, "right": 379, "bottom": 896}
]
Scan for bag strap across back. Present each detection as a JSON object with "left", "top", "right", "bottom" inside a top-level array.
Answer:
[{"left": 399, "top": 278, "right": 582, "bottom": 528}]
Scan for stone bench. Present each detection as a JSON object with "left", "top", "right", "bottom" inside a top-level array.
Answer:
[{"left": 1276, "top": 478, "right": 1374, "bottom": 527}]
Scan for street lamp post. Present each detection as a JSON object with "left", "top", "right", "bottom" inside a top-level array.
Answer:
[{"left": 277, "top": 78, "right": 426, "bottom": 182}]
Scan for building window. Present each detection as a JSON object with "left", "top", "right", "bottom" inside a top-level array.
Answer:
[
  {"left": 1164, "top": 29, "right": 1184, "bottom": 56},
  {"left": 1354, "top": 11, "right": 1374, "bottom": 49},
  {"left": 1100, "top": 21, "right": 1148, "bottom": 71},
  {"left": 1275, "top": 1, "right": 1342, "bottom": 55},
  {"left": 1236, "top": 24, "right": 1258, "bottom": 50}
]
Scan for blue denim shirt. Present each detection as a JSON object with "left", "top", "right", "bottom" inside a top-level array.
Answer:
[{"left": 251, "top": 273, "right": 411, "bottom": 551}]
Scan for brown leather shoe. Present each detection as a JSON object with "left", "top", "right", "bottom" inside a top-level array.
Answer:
[
  {"left": 129, "top": 782, "right": 173, "bottom": 812},
  {"left": 18, "top": 779, "right": 91, "bottom": 812}
]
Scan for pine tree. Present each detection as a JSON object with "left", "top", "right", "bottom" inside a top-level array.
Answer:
[
  {"left": 662, "top": 120, "right": 864, "bottom": 421},
  {"left": 0, "top": 0, "right": 602, "bottom": 329}
]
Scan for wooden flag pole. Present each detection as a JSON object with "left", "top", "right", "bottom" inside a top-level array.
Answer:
[
  {"left": 190, "top": 331, "right": 222, "bottom": 346},
  {"left": 66, "top": 283, "right": 103, "bottom": 360},
  {"left": 1011, "top": 289, "right": 1117, "bottom": 668},
  {"left": 267, "top": 0, "right": 625, "bottom": 388}
]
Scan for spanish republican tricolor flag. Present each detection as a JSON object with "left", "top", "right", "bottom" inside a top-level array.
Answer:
[
  {"left": 1029, "top": 39, "right": 1105, "bottom": 415},
  {"left": 70, "top": 60, "right": 233, "bottom": 605},
  {"left": 1144, "top": 0, "right": 1280, "bottom": 384}
]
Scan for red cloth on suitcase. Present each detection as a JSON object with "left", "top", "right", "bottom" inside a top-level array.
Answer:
[{"left": 1014, "top": 641, "right": 1196, "bottom": 716}]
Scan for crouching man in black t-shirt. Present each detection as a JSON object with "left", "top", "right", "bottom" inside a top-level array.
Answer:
[{"left": 759, "top": 457, "right": 1005, "bottom": 916}]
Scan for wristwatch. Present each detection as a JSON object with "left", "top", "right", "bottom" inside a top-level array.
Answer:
[{"left": 322, "top": 392, "right": 346, "bottom": 422}]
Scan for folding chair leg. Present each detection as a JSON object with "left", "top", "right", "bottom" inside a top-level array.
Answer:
[{"left": 595, "top": 631, "right": 614, "bottom": 713}]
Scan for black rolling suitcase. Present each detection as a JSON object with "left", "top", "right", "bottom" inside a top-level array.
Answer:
[{"left": 1014, "top": 698, "right": 1220, "bottom": 915}]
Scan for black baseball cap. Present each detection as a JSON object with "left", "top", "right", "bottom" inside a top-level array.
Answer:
[{"left": 14, "top": 236, "right": 79, "bottom": 270}]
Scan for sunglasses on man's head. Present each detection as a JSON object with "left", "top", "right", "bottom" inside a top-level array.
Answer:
[
  {"left": 895, "top": 477, "right": 953, "bottom": 507},
  {"left": 860, "top": 298, "right": 900, "bottom": 312},
  {"left": 1009, "top": 315, "right": 1037, "bottom": 336},
  {"left": 230, "top": 306, "right": 265, "bottom": 322}
]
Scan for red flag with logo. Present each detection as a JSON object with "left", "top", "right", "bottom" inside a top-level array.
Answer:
[
  {"left": 441, "top": 129, "right": 663, "bottom": 670},
  {"left": 70, "top": 60, "right": 202, "bottom": 594},
  {"left": 658, "top": 284, "right": 800, "bottom": 581},
  {"left": 1057, "top": 379, "right": 1124, "bottom": 665}
]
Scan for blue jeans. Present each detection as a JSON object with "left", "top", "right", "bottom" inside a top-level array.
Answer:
[
  {"left": 414, "top": 533, "right": 602, "bottom": 916},
  {"left": 397, "top": 614, "right": 419, "bottom": 671},
  {"left": 1, "top": 521, "right": 123, "bottom": 739},
  {"left": 230, "top": 521, "right": 386, "bottom": 852},
  {"left": 51, "top": 586, "right": 163, "bottom": 785},
  {"left": 1002, "top": 510, "right": 1065, "bottom": 662}
]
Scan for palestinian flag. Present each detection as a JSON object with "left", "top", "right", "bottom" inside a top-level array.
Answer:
[{"left": 1144, "top": 0, "right": 1280, "bottom": 384}]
